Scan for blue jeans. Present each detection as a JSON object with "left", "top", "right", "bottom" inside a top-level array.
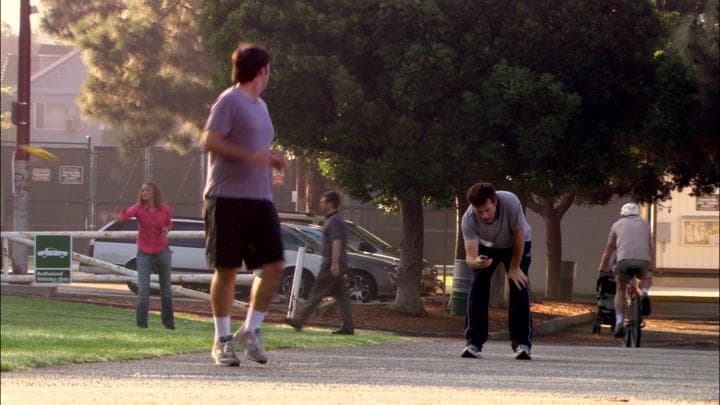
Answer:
[
  {"left": 136, "top": 247, "right": 174, "bottom": 328},
  {"left": 465, "top": 241, "right": 533, "bottom": 350}
]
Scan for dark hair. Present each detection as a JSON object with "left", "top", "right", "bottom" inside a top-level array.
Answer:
[
  {"left": 467, "top": 182, "right": 496, "bottom": 207},
  {"left": 321, "top": 190, "right": 341, "bottom": 209},
  {"left": 231, "top": 43, "right": 272, "bottom": 84}
]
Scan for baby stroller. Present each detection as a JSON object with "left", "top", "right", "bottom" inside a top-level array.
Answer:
[{"left": 592, "top": 273, "right": 616, "bottom": 334}]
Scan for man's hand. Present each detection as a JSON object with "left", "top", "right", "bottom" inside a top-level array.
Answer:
[
  {"left": 508, "top": 267, "right": 528, "bottom": 290},
  {"left": 330, "top": 263, "right": 340, "bottom": 276},
  {"left": 473, "top": 256, "right": 492, "bottom": 269}
]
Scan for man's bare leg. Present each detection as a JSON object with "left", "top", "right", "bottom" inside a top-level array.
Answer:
[
  {"left": 211, "top": 268, "right": 237, "bottom": 339},
  {"left": 613, "top": 284, "right": 626, "bottom": 337},
  {"left": 210, "top": 268, "right": 240, "bottom": 366},
  {"left": 234, "top": 261, "right": 284, "bottom": 364}
]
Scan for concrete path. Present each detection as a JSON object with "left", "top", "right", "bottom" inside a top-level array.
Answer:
[{"left": 2, "top": 338, "right": 718, "bottom": 404}]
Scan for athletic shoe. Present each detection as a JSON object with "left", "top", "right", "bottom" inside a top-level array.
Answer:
[
  {"left": 331, "top": 328, "right": 354, "bottom": 335},
  {"left": 234, "top": 328, "right": 268, "bottom": 364},
  {"left": 211, "top": 336, "right": 240, "bottom": 367},
  {"left": 284, "top": 317, "right": 303, "bottom": 332},
  {"left": 515, "top": 344, "right": 531, "bottom": 360},
  {"left": 461, "top": 344, "right": 482, "bottom": 359},
  {"left": 613, "top": 323, "right": 625, "bottom": 338},
  {"left": 642, "top": 295, "right": 651, "bottom": 316}
]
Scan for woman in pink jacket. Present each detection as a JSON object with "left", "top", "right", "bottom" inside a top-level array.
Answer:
[{"left": 120, "top": 182, "right": 175, "bottom": 329}]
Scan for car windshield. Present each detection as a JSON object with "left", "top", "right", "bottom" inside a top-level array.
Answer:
[
  {"left": 345, "top": 222, "right": 393, "bottom": 250},
  {"left": 286, "top": 224, "right": 366, "bottom": 254}
]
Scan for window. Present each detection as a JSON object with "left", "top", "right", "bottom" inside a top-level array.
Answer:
[
  {"left": 35, "top": 102, "right": 67, "bottom": 129},
  {"left": 170, "top": 220, "right": 205, "bottom": 248},
  {"left": 682, "top": 218, "right": 720, "bottom": 246},
  {"left": 281, "top": 229, "right": 305, "bottom": 251}
]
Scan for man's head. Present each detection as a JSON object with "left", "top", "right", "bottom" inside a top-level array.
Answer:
[
  {"left": 320, "top": 190, "right": 341, "bottom": 215},
  {"left": 467, "top": 182, "right": 497, "bottom": 224},
  {"left": 620, "top": 202, "right": 640, "bottom": 217},
  {"left": 231, "top": 43, "right": 272, "bottom": 88}
]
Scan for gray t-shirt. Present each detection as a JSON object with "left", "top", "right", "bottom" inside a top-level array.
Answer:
[
  {"left": 202, "top": 87, "right": 275, "bottom": 201},
  {"left": 608, "top": 216, "right": 652, "bottom": 262},
  {"left": 461, "top": 191, "right": 532, "bottom": 249},
  {"left": 322, "top": 212, "right": 348, "bottom": 271}
]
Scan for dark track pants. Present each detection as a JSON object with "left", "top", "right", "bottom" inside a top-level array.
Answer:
[{"left": 464, "top": 241, "right": 533, "bottom": 350}]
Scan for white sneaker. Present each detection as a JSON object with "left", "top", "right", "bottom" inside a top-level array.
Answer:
[
  {"left": 233, "top": 327, "right": 268, "bottom": 364},
  {"left": 515, "top": 344, "right": 531, "bottom": 360},
  {"left": 211, "top": 338, "right": 240, "bottom": 366},
  {"left": 461, "top": 344, "right": 482, "bottom": 359}
]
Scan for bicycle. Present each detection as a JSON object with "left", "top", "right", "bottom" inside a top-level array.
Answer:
[{"left": 622, "top": 266, "right": 644, "bottom": 348}]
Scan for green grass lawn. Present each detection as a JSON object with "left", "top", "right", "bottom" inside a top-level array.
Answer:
[{"left": 0, "top": 295, "right": 411, "bottom": 371}]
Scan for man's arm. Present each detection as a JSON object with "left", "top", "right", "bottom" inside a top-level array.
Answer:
[
  {"left": 464, "top": 240, "right": 491, "bottom": 269},
  {"left": 507, "top": 227, "right": 528, "bottom": 289},
  {"left": 330, "top": 239, "right": 343, "bottom": 276},
  {"left": 598, "top": 239, "right": 617, "bottom": 273},
  {"left": 200, "top": 130, "right": 285, "bottom": 169}
]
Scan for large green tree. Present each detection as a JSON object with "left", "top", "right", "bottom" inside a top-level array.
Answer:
[
  {"left": 41, "top": 0, "right": 217, "bottom": 154},
  {"left": 200, "top": 0, "right": 482, "bottom": 315},
  {"left": 200, "top": 0, "right": 713, "bottom": 307}
]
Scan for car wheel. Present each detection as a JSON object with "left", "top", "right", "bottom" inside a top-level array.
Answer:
[
  {"left": 348, "top": 270, "right": 377, "bottom": 303},
  {"left": 279, "top": 268, "right": 314, "bottom": 299}
]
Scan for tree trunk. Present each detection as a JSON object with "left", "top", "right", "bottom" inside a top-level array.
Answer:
[
  {"left": 544, "top": 205, "right": 563, "bottom": 298},
  {"left": 454, "top": 192, "right": 467, "bottom": 260},
  {"left": 390, "top": 195, "right": 428, "bottom": 316},
  {"left": 295, "top": 156, "right": 307, "bottom": 212},
  {"left": 525, "top": 191, "right": 576, "bottom": 299}
]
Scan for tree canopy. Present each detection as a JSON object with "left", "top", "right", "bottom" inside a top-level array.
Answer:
[{"left": 41, "top": 0, "right": 217, "bottom": 154}]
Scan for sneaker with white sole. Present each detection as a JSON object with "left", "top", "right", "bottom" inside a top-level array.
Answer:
[
  {"left": 515, "top": 344, "right": 531, "bottom": 360},
  {"left": 613, "top": 323, "right": 625, "bottom": 338},
  {"left": 211, "top": 336, "right": 240, "bottom": 366},
  {"left": 233, "top": 327, "right": 268, "bottom": 364},
  {"left": 461, "top": 344, "right": 482, "bottom": 359}
]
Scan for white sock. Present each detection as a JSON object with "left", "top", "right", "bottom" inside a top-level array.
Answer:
[
  {"left": 616, "top": 314, "right": 624, "bottom": 325},
  {"left": 214, "top": 316, "right": 231, "bottom": 340},
  {"left": 642, "top": 288, "right": 649, "bottom": 295},
  {"left": 244, "top": 309, "right": 267, "bottom": 332}
]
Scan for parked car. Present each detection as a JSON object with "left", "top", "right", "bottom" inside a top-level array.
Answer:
[
  {"left": 37, "top": 247, "right": 69, "bottom": 258},
  {"left": 82, "top": 217, "right": 399, "bottom": 301},
  {"left": 282, "top": 223, "right": 400, "bottom": 302},
  {"left": 287, "top": 223, "right": 440, "bottom": 296}
]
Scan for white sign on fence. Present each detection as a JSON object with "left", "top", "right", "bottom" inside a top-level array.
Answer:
[
  {"left": 32, "top": 168, "right": 51, "bottom": 182},
  {"left": 59, "top": 166, "right": 83, "bottom": 184}
]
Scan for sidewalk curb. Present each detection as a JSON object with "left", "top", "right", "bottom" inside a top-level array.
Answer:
[{"left": 488, "top": 311, "right": 596, "bottom": 340}]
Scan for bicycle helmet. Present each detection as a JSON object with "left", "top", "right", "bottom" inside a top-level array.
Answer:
[{"left": 620, "top": 202, "right": 640, "bottom": 216}]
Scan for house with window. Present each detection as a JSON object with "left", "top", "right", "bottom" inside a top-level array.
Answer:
[
  {"left": 27, "top": 45, "right": 102, "bottom": 146},
  {"left": 2, "top": 44, "right": 103, "bottom": 146}
]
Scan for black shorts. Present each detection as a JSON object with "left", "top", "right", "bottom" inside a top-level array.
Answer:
[{"left": 204, "top": 197, "right": 284, "bottom": 270}]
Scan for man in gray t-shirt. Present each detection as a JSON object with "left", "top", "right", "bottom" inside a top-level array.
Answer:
[
  {"left": 286, "top": 191, "right": 354, "bottom": 335},
  {"left": 459, "top": 182, "right": 533, "bottom": 360},
  {"left": 200, "top": 44, "right": 286, "bottom": 367},
  {"left": 598, "top": 202, "right": 653, "bottom": 338}
]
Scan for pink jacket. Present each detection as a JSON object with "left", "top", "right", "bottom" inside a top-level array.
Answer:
[{"left": 120, "top": 203, "right": 173, "bottom": 254}]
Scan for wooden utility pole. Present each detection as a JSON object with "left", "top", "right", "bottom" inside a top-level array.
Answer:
[{"left": 12, "top": 0, "right": 32, "bottom": 274}]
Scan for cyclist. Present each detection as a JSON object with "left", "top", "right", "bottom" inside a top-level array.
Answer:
[{"left": 598, "top": 202, "right": 653, "bottom": 338}]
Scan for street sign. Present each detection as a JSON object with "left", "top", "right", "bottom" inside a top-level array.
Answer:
[{"left": 34, "top": 235, "right": 72, "bottom": 283}]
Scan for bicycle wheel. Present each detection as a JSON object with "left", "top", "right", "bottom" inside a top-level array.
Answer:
[{"left": 628, "top": 295, "right": 642, "bottom": 347}]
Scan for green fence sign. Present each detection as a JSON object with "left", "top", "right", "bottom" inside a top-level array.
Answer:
[{"left": 34, "top": 235, "right": 72, "bottom": 283}]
